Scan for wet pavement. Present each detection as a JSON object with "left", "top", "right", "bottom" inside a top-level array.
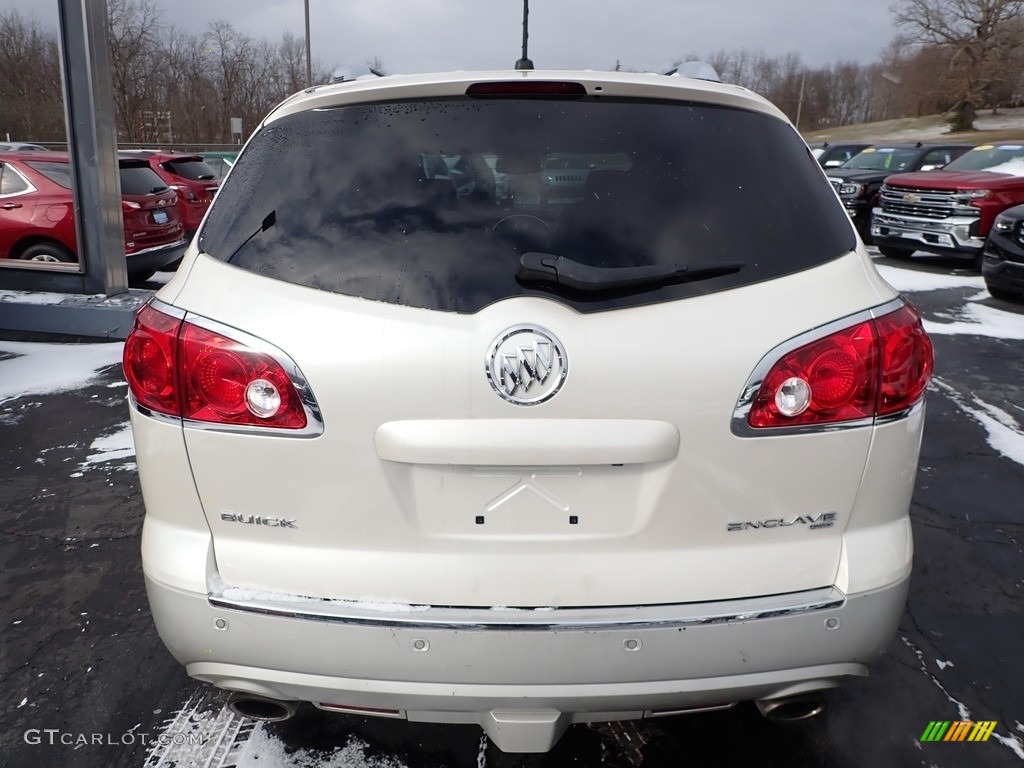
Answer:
[{"left": 1, "top": 255, "right": 1022, "bottom": 767}]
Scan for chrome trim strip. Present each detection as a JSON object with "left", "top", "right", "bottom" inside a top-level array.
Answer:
[
  {"left": 874, "top": 397, "right": 925, "bottom": 426},
  {"left": 731, "top": 297, "right": 917, "bottom": 437},
  {"left": 207, "top": 585, "right": 846, "bottom": 631},
  {"left": 139, "top": 299, "right": 325, "bottom": 438},
  {"left": 149, "top": 298, "right": 187, "bottom": 320},
  {"left": 129, "top": 393, "right": 182, "bottom": 427},
  {"left": 128, "top": 237, "right": 187, "bottom": 258}
]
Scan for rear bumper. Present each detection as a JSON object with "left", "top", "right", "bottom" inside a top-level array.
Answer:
[
  {"left": 871, "top": 209, "right": 984, "bottom": 255},
  {"left": 126, "top": 237, "right": 187, "bottom": 277},
  {"left": 145, "top": 567, "right": 908, "bottom": 747}
]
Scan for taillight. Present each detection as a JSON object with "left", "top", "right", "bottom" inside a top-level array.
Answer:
[
  {"left": 466, "top": 81, "right": 588, "bottom": 97},
  {"left": 747, "top": 303, "right": 933, "bottom": 429},
  {"left": 123, "top": 304, "right": 309, "bottom": 430},
  {"left": 876, "top": 304, "right": 933, "bottom": 415},
  {"left": 178, "top": 323, "right": 306, "bottom": 428},
  {"left": 122, "top": 200, "right": 141, "bottom": 211},
  {"left": 123, "top": 305, "right": 180, "bottom": 414},
  {"left": 171, "top": 183, "right": 198, "bottom": 203}
]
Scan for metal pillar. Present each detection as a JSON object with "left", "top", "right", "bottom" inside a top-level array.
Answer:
[{"left": 59, "top": 0, "right": 128, "bottom": 296}]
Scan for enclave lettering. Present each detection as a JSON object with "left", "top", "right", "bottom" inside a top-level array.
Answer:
[{"left": 727, "top": 512, "right": 837, "bottom": 532}]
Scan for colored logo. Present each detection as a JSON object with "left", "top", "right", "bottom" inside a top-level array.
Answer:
[{"left": 920, "top": 721, "right": 997, "bottom": 742}]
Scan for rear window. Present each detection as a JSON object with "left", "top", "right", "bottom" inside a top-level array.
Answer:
[
  {"left": 200, "top": 97, "right": 854, "bottom": 313},
  {"left": 26, "top": 161, "right": 72, "bottom": 189},
  {"left": 120, "top": 165, "right": 169, "bottom": 195},
  {"left": 163, "top": 159, "right": 217, "bottom": 181}
]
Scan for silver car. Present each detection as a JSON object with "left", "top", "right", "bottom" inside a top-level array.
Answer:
[{"left": 124, "top": 69, "right": 933, "bottom": 753}]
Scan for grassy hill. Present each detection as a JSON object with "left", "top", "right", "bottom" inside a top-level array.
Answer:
[{"left": 803, "top": 108, "right": 1024, "bottom": 145}]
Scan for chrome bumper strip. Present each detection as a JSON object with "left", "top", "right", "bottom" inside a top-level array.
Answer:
[{"left": 208, "top": 585, "right": 846, "bottom": 631}]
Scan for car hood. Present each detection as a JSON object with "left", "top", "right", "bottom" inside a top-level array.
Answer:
[
  {"left": 885, "top": 169, "right": 1024, "bottom": 189},
  {"left": 826, "top": 168, "right": 892, "bottom": 184}
]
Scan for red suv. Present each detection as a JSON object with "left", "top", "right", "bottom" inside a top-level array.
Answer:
[
  {"left": 120, "top": 151, "right": 219, "bottom": 239},
  {"left": 0, "top": 151, "right": 186, "bottom": 281}
]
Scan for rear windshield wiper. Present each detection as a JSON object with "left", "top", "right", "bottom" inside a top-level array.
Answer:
[
  {"left": 517, "top": 252, "right": 743, "bottom": 293},
  {"left": 220, "top": 210, "right": 276, "bottom": 263}
]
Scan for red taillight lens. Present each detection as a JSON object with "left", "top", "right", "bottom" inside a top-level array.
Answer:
[
  {"left": 179, "top": 324, "right": 306, "bottom": 428},
  {"left": 123, "top": 305, "right": 308, "bottom": 430},
  {"left": 749, "top": 321, "right": 876, "bottom": 428},
  {"left": 123, "top": 305, "right": 181, "bottom": 414},
  {"left": 876, "top": 304, "right": 934, "bottom": 415},
  {"left": 171, "top": 183, "right": 198, "bottom": 202},
  {"left": 748, "top": 304, "right": 932, "bottom": 429}
]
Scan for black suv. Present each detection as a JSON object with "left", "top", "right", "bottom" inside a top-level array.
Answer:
[
  {"left": 982, "top": 203, "right": 1024, "bottom": 302},
  {"left": 826, "top": 143, "right": 973, "bottom": 242}
]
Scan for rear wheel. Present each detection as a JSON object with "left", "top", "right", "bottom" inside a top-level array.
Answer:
[
  {"left": 18, "top": 242, "right": 76, "bottom": 263},
  {"left": 877, "top": 245, "right": 914, "bottom": 259},
  {"left": 986, "top": 284, "right": 1020, "bottom": 302}
]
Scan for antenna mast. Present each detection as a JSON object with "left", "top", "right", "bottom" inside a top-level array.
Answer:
[{"left": 515, "top": 0, "right": 534, "bottom": 70}]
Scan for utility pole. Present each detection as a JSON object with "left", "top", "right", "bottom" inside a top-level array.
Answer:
[
  {"left": 304, "top": 0, "right": 312, "bottom": 87},
  {"left": 795, "top": 70, "right": 806, "bottom": 130}
]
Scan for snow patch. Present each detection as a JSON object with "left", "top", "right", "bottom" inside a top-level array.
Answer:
[
  {"left": 935, "top": 659, "right": 954, "bottom": 671},
  {"left": 931, "top": 379, "right": 1024, "bottom": 466},
  {"left": 144, "top": 690, "right": 256, "bottom": 768},
  {"left": 0, "top": 289, "right": 70, "bottom": 306},
  {"left": 873, "top": 263, "right": 983, "bottom": 293},
  {"left": 991, "top": 731, "right": 1024, "bottom": 761},
  {"left": 80, "top": 422, "right": 136, "bottom": 466},
  {"left": 925, "top": 301, "right": 1024, "bottom": 340},
  {"left": 236, "top": 727, "right": 409, "bottom": 768},
  {"left": 0, "top": 340, "right": 124, "bottom": 404}
]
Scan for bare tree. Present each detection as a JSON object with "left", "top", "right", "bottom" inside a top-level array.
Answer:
[
  {"left": 0, "top": 11, "right": 64, "bottom": 141},
  {"left": 892, "top": 0, "right": 1024, "bottom": 130},
  {"left": 107, "top": 0, "right": 165, "bottom": 141}
]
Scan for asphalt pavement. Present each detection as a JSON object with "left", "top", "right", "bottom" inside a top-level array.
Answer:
[{"left": 1, "top": 255, "right": 1022, "bottom": 768}]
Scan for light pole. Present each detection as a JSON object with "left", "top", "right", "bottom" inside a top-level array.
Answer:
[
  {"left": 304, "top": 0, "right": 312, "bottom": 87},
  {"left": 794, "top": 70, "right": 806, "bottom": 131}
]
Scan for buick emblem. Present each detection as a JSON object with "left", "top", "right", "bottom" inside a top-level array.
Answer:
[{"left": 486, "top": 326, "right": 567, "bottom": 405}]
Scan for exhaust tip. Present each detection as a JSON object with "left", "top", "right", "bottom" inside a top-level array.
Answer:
[
  {"left": 756, "top": 693, "right": 825, "bottom": 722},
  {"left": 227, "top": 693, "right": 299, "bottom": 722}
]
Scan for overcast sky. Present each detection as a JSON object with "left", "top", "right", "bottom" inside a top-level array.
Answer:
[{"left": 3, "top": 0, "right": 900, "bottom": 74}]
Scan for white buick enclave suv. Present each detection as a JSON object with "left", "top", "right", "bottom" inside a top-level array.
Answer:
[{"left": 124, "top": 68, "right": 933, "bottom": 753}]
